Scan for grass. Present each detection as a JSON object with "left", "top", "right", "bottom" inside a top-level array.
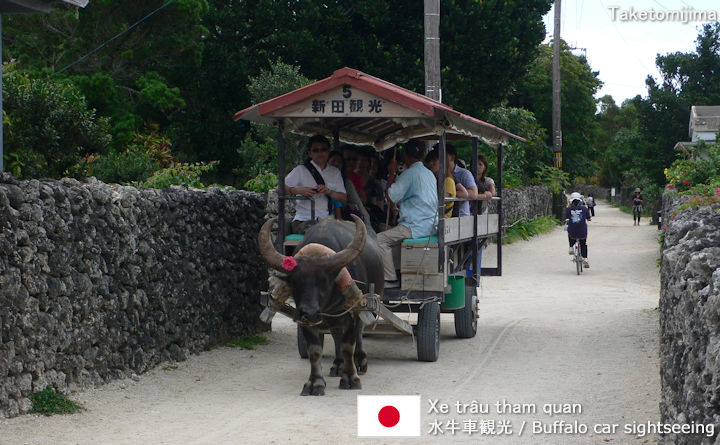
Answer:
[
  {"left": 29, "top": 386, "right": 85, "bottom": 416},
  {"left": 225, "top": 334, "right": 269, "bottom": 350},
  {"left": 503, "top": 216, "right": 562, "bottom": 244},
  {"left": 162, "top": 362, "right": 179, "bottom": 371}
]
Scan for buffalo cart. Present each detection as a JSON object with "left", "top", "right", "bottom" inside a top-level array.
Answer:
[{"left": 234, "top": 67, "right": 524, "bottom": 362}]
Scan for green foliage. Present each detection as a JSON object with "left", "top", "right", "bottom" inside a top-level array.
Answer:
[
  {"left": 226, "top": 334, "right": 269, "bottom": 350},
  {"left": 509, "top": 41, "right": 602, "bottom": 179},
  {"left": 126, "top": 129, "right": 175, "bottom": 168},
  {"left": 234, "top": 60, "right": 313, "bottom": 185},
  {"left": 90, "top": 151, "right": 160, "bottom": 184},
  {"left": 676, "top": 189, "right": 720, "bottom": 212},
  {"left": 70, "top": 72, "right": 142, "bottom": 147},
  {"left": 533, "top": 165, "right": 571, "bottom": 194},
  {"left": 29, "top": 386, "right": 84, "bottom": 416},
  {"left": 484, "top": 106, "right": 549, "bottom": 184},
  {"left": 136, "top": 71, "right": 186, "bottom": 124},
  {"left": 3, "top": 71, "right": 111, "bottom": 179},
  {"left": 138, "top": 161, "right": 219, "bottom": 189},
  {"left": 504, "top": 216, "right": 561, "bottom": 245},
  {"left": 664, "top": 143, "right": 720, "bottom": 192},
  {"left": 244, "top": 171, "right": 278, "bottom": 193}
]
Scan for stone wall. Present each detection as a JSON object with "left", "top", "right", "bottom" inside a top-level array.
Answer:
[
  {"left": 569, "top": 184, "right": 610, "bottom": 201},
  {"left": 0, "top": 174, "right": 267, "bottom": 417},
  {"left": 494, "top": 185, "right": 554, "bottom": 228},
  {"left": 659, "top": 192, "right": 720, "bottom": 444}
]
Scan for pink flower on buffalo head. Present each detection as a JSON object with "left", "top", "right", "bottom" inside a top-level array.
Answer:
[
  {"left": 282, "top": 256, "right": 297, "bottom": 271},
  {"left": 667, "top": 184, "right": 675, "bottom": 189}
]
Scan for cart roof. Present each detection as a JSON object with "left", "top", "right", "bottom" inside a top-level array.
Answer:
[{"left": 233, "top": 67, "right": 524, "bottom": 151}]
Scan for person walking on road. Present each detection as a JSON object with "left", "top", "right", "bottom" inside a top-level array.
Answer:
[
  {"left": 632, "top": 188, "right": 644, "bottom": 226},
  {"left": 586, "top": 193, "right": 596, "bottom": 217}
]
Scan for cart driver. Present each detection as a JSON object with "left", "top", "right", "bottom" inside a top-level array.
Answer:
[
  {"left": 284, "top": 135, "right": 347, "bottom": 234},
  {"left": 378, "top": 139, "right": 438, "bottom": 288}
]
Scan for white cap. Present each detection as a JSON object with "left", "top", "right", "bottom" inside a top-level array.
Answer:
[{"left": 570, "top": 192, "right": 582, "bottom": 201}]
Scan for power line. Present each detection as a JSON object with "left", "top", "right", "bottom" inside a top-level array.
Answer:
[
  {"left": 55, "top": 0, "right": 175, "bottom": 74},
  {"left": 598, "top": 0, "right": 655, "bottom": 76}
]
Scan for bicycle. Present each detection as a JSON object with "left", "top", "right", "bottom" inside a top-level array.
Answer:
[
  {"left": 564, "top": 219, "right": 583, "bottom": 275},
  {"left": 571, "top": 238, "right": 583, "bottom": 275}
]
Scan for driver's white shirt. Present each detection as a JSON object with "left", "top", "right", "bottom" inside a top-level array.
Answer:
[{"left": 285, "top": 160, "right": 346, "bottom": 221}]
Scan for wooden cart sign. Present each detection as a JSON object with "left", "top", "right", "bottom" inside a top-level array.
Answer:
[{"left": 265, "top": 85, "right": 426, "bottom": 119}]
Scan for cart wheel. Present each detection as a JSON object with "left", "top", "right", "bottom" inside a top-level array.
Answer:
[
  {"left": 454, "top": 285, "right": 478, "bottom": 338},
  {"left": 417, "top": 301, "right": 440, "bottom": 362},
  {"left": 297, "top": 325, "right": 324, "bottom": 359}
]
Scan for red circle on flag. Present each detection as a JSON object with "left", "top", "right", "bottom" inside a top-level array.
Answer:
[{"left": 378, "top": 405, "right": 400, "bottom": 427}]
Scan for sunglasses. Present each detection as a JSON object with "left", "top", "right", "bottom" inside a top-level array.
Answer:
[{"left": 311, "top": 147, "right": 329, "bottom": 153}]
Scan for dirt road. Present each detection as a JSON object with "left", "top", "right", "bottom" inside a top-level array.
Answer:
[{"left": 0, "top": 201, "right": 661, "bottom": 444}]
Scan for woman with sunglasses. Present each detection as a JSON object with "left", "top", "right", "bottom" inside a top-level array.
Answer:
[{"left": 284, "top": 135, "right": 347, "bottom": 234}]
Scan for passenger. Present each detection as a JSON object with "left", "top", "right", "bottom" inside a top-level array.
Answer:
[
  {"left": 445, "top": 144, "right": 478, "bottom": 216},
  {"left": 425, "top": 147, "right": 466, "bottom": 218},
  {"left": 341, "top": 145, "right": 367, "bottom": 204},
  {"left": 476, "top": 155, "right": 496, "bottom": 200},
  {"left": 328, "top": 150, "right": 372, "bottom": 231},
  {"left": 284, "top": 135, "right": 347, "bottom": 234},
  {"left": 378, "top": 139, "right": 438, "bottom": 288},
  {"left": 358, "top": 149, "right": 387, "bottom": 232},
  {"left": 467, "top": 154, "right": 496, "bottom": 278}
]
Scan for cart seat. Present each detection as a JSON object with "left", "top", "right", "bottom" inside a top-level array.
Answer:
[
  {"left": 283, "top": 234, "right": 304, "bottom": 255},
  {"left": 402, "top": 234, "right": 438, "bottom": 244}
]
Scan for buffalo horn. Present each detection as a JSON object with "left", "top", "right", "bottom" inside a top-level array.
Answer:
[{"left": 257, "top": 218, "right": 286, "bottom": 272}]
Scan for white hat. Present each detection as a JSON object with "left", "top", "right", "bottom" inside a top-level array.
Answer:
[{"left": 570, "top": 192, "right": 582, "bottom": 201}]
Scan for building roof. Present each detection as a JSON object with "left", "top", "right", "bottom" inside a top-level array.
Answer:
[
  {"left": 233, "top": 67, "right": 524, "bottom": 151},
  {"left": 0, "top": 0, "right": 88, "bottom": 13},
  {"left": 689, "top": 105, "right": 720, "bottom": 138}
]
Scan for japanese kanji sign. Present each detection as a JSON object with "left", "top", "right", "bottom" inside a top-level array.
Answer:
[{"left": 266, "top": 85, "right": 426, "bottom": 118}]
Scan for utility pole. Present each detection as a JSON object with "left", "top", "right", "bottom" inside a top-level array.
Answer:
[
  {"left": 552, "top": 0, "right": 562, "bottom": 169},
  {"left": 424, "top": 0, "right": 441, "bottom": 102}
]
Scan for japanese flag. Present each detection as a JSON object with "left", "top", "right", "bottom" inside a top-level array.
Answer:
[{"left": 357, "top": 395, "right": 421, "bottom": 437}]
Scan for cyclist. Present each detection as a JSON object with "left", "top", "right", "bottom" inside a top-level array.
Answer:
[
  {"left": 566, "top": 192, "right": 591, "bottom": 268},
  {"left": 632, "top": 188, "right": 644, "bottom": 226}
]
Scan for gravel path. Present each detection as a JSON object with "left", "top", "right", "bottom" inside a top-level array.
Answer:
[{"left": 0, "top": 200, "right": 661, "bottom": 444}]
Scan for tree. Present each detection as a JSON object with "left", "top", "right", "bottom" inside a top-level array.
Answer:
[
  {"left": 4, "top": 1, "right": 208, "bottom": 148},
  {"left": 635, "top": 22, "right": 720, "bottom": 186},
  {"left": 3, "top": 71, "right": 111, "bottom": 178},
  {"left": 484, "top": 106, "right": 549, "bottom": 184},
  {"left": 235, "top": 60, "right": 313, "bottom": 186},
  {"left": 509, "top": 41, "right": 602, "bottom": 179}
]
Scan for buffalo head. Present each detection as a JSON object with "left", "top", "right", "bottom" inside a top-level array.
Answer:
[{"left": 258, "top": 215, "right": 366, "bottom": 326}]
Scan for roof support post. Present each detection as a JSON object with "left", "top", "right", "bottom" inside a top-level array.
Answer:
[
  {"left": 470, "top": 137, "right": 479, "bottom": 284},
  {"left": 438, "top": 133, "right": 446, "bottom": 274},
  {"left": 277, "top": 123, "right": 286, "bottom": 252},
  {"left": 496, "top": 143, "right": 503, "bottom": 276}
]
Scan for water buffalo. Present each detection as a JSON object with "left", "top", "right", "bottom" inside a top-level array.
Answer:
[{"left": 258, "top": 215, "right": 384, "bottom": 395}]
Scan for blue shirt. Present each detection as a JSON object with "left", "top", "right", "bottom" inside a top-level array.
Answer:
[
  {"left": 388, "top": 161, "right": 438, "bottom": 238},
  {"left": 453, "top": 165, "right": 477, "bottom": 216}
]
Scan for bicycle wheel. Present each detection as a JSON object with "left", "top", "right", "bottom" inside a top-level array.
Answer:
[{"left": 574, "top": 243, "right": 582, "bottom": 275}]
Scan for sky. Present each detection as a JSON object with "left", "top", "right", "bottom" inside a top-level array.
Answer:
[{"left": 542, "top": 0, "right": 720, "bottom": 104}]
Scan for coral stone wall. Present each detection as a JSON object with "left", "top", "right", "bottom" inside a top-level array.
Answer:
[
  {"left": 0, "top": 175, "right": 266, "bottom": 417},
  {"left": 659, "top": 193, "right": 720, "bottom": 444}
]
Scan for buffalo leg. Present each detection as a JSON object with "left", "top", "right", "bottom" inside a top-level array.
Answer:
[
  {"left": 300, "top": 327, "right": 326, "bottom": 396},
  {"left": 354, "top": 321, "right": 368, "bottom": 375},
  {"left": 329, "top": 328, "right": 343, "bottom": 377},
  {"left": 338, "top": 320, "right": 362, "bottom": 390}
]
